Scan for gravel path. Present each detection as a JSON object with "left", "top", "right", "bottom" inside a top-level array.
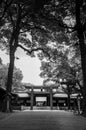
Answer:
[{"left": 0, "top": 110, "right": 86, "bottom": 130}]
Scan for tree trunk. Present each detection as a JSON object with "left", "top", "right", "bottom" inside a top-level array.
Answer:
[
  {"left": 78, "top": 31, "right": 86, "bottom": 115},
  {"left": 2, "top": 5, "right": 21, "bottom": 112},
  {"left": 5, "top": 49, "right": 15, "bottom": 112},
  {"left": 2, "top": 47, "right": 15, "bottom": 112},
  {"left": 75, "top": 0, "right": 86, "bottom": 115},
  {"left": 1, "top": 29, "right": 15, "bottom": 111}
]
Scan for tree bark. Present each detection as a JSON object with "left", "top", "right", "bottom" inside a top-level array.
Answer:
[
  {"left": 5, "top": 48, "right": 15, "bottom": 112},
  {"left": 3, "top": 26, "right": 19, "bottom": 112},
  {"left": 2, "top": 3, "right": 21, "bottom": 112},
  {"left": 2, "top": 29, "right": 15, "bottom": 112},
  {"left": 75, "top": 0, "right": 86, "bottom": 115},
  {"left": 78, "top": 32, "right": 86, "bottom": 115}
]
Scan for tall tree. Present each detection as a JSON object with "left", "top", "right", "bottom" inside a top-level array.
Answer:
[
  {"left": 0, "top": 0, "right": 57, "bottom": 112},
  {"left": 35, "top": 0, "right": 86, "bottom": 114},
  {"left": 39, "top": 43, "right": 82, "bottom": 109}
]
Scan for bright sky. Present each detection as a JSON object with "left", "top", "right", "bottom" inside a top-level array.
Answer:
[{"left": 0, "top": 48, "right": 43, "bottom": 85}]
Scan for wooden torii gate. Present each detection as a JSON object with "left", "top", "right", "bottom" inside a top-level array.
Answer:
[{"left": 24, "top": 85, "right": 59, "bottom": 110}]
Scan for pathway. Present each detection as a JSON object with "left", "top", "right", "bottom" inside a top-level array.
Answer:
[{"left": 0, "top": 110, "right": 86, "bottom": 130}]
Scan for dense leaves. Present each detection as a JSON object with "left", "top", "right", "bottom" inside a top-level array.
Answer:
[
  {"left": 40, "top": 41, "right": 82, "bottom": 92},
  {"left": 0, "top": 62, "right": 23, "bottom": 90}
]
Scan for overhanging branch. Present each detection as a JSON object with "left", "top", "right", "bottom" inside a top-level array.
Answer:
[
  {"left": 40, "top": 13, "right": 76, "bottom": 32},
  {"left": 18, "top": 44, "right": 50, "bottom": 58}
]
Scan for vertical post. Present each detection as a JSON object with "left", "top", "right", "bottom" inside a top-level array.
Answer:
[
  {"left": 77, "top": 95, "right": 81, "bottom": 115},
  {"left": 31, "top": 87, "right": 33, "bottom": 110},
  {"left": 50, "top": 87, "right": 53, "bottom": 110},
  {"left": 67, "top": 84, "right": 71, "bottom": 110},
  {"left": 6, "top": 95, "right": 10, "bottom": 112}
]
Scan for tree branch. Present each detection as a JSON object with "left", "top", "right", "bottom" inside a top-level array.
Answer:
[
  {"left": 40, "top": 12, "right": 76, "bottom": 32},
  {"left": 1, "top": 0, "right": 13, "bottom": 19},
  {"left": 18, "top": 44, "right": 50, "bottom": 58},
  {"left": 76, "top": 80, "right": 83, "bottom": 93},
  {"left": 8, "top": 10, "right": 15, "bottom": 27}
]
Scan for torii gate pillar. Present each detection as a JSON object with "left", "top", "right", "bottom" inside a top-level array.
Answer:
[
  {"left": 31, "top": 87, "right": 33, "bottom": 110},
  {"left": 50, "top": 87, "right": 53, "bottom": 110}
]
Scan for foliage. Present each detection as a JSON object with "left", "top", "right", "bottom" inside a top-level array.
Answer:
[
  {"left": 40, "top": 42, "right": 82, "bottom": 93},
  {"left": 12, "top": 67, "right": 23, "bottom": 90},
  {"left": 0, "top": 0, "right": 86, "bottom": 113},
  {"left": 0, "top": 63, "right": 23, "bottom": 90},
  {"left": 0, "top": 64, "right": 8, "bottom": 88}
]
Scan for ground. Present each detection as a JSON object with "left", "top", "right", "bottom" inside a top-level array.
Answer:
[
  {"left": 0, "top": 112, "right": 12, "bottom": 120},
  {"left": 0, "top": 110, "right": 86, "bottom": 130}
]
